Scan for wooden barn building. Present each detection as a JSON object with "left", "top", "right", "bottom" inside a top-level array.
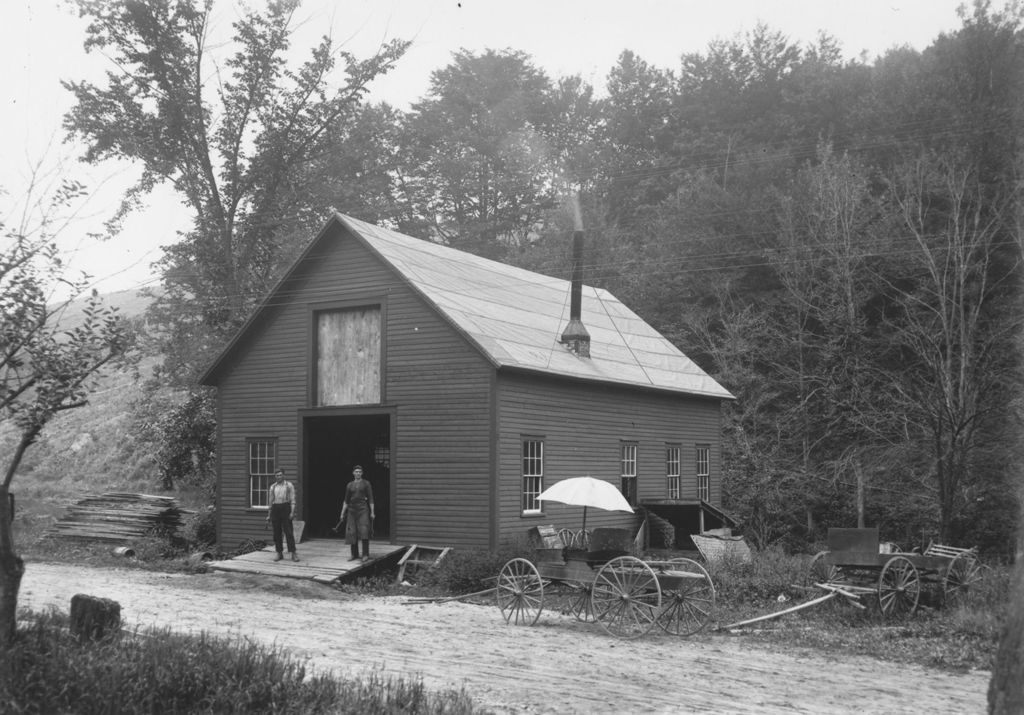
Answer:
[{"left": 200, "top": 213, "right": 735, "bottom": 551}]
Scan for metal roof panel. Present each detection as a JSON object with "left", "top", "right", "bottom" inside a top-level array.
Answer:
[{"left": 339, "top": 214, "right": 733, "bottom": 399}]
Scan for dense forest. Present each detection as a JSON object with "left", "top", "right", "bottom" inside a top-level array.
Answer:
[{"left": 61, "top": 0, "right": 1022, "bottom": 555}]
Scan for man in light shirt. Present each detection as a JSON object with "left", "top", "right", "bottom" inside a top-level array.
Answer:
[{"left": 266, "top": 468, "right": 299, "bottom": 562}]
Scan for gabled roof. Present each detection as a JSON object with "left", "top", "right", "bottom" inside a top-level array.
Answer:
[{"left": 201, "top": 213, "right": 733, "bottom": 400}]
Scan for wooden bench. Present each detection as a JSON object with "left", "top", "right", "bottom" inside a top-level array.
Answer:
[{"left": 923, "top": 541, "right": 976, "bottom": 559}]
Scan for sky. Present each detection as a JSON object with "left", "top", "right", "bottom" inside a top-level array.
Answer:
[{"left": 1, "top": 0, "right": 967, "bottom": 296}]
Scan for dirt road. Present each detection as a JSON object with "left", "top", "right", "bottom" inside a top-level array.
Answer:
[{"left": 19, "top": 562, "right": 989, "bottom": 714}]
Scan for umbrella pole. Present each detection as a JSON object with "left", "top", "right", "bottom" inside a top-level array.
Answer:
[{"left": 582, "top": 506, "right": 587, "bottom": 533}]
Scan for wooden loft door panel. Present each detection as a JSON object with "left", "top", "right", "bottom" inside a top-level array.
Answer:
[{"left": 317, "top": 307, "right": 381, "bottom": 405}]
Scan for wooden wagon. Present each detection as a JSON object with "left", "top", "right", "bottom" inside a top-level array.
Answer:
[
  {"left": 497, "top": 527, "right": 716, "bottom": 639},
  {"left": 808, "top": 527, "right": 983, "bottom": 616}
]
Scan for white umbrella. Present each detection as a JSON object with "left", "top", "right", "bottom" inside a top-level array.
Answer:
[{"left": 537, "top": 476, "right": 634, "bottom": 532}]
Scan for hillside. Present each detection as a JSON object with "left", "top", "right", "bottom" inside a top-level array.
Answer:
[
  {"left": 51, "top": 287, "right": 156, "bottom": 333},
  {"left": 3, "top": 289, "right": 176, "bottom": 516}
]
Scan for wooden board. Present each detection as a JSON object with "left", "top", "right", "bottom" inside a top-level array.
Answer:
[
  {"left": 210, "top": 539, "right": 405, "bottom": 581},
  {"left": 396, "top": 544, "right": 451, "bottom": 584},
  {"left": 528, "top": 525, "right": 562, "bottom": 549}
]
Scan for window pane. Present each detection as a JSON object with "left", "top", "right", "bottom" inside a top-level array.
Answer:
[
  {"left": 249, "top": 440, "right": 277, "bottom": 508},
  {"left": 696, "top": 444, "right": 710, "bottom": 502},
  {"left": 621, "top": 443, "right": 637, "bottom": 506},
  {"left": 522, "top": 439, "right": 543, "bottom": 513},
  {"left": 666, "top": 445, "right": 680, "bottom": 499}
]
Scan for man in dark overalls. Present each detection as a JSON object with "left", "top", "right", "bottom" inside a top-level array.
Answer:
[{"left": 339, "top": 465, "right": 375, "bottom": 562}]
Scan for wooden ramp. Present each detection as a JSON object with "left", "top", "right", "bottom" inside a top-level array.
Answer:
[{"left": 209, "top": 539, "right": 406, "bottom": 583}]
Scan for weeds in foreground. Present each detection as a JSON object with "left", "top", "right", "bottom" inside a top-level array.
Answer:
[{"left": 2, "top": 611, "right": 482, "bottom": 715}]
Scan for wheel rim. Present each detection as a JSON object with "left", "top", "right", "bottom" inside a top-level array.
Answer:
[
  {"left": 878, "top": 556, "right": 920, "bottom": 616},
  {"left": 497, "top": 558, "right": 544, "bottom": 625},
  {"left": 591, "top": 556, "right": 661, "bottom": 639},
  {"left": 944, "top": 553, "right": 982, "bottom": 607},
  {"left": 652, "top": 558, "right": 716, "bottom": 636}
]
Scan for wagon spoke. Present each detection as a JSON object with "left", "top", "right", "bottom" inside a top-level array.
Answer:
[
  {"left": 567, "top": 584, "right": 596, "bottom": 622},
  {"left": 807, "top": 551, "right": 841, "bottom": 586}
]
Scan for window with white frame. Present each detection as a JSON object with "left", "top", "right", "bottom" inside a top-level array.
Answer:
[
  {"left": 620, "top": 442, "right": 638, "bottom": 506},
  {"left": 696, "top": 444, "right": 710, "bottom": 501},
  {"left": 248, "top": 439, "right": 277, "bottom": 508},
  {"left": 522, "top": 438, "right": 544, "bottom": 513},
  {"left": 666, "top": 444, "right": 681, "bottom": 499}
]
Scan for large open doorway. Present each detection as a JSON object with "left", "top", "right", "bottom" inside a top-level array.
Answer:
[{"left": 303, "top": 414, "right": 391, "bottom": 540}]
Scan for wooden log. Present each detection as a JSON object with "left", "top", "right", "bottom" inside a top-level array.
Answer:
[
  {"left": 401, "top": 587, "right": 496, "bottom": 605},
  {"left": 718, "top": 591, "right": 838, "bottom": 631},
  {"left": 815, "top": 582, "right": 867, "bottom": 609},
  {"left": 70, "top": 594, "right": 122, "bottom": 641}
]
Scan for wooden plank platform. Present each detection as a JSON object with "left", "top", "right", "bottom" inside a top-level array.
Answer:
[{"left": 209, "top": 539, "right": 406, "bottom": 582}]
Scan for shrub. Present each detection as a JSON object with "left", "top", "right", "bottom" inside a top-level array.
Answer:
[
  {"left": 417, "top": 543, "right": 529, "bottom": 595},
  {"left": 707, "top": 547, "right": 808, "bottom": 608},
  {"left": 128, "top": 534, "right": 185, "bottom": 562},
  {"left": 2, "top": 611, "right": 482, "bottom": 714},
  {"left": 182, "top": 506, "right": 217, "bottom": 549},
  {"left": 130, "top": 388, "right": 217, "bottom": 494}
]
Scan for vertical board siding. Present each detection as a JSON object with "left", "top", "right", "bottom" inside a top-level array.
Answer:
[
  {"left": 495, "top": 372, "right": 722, "bottom": 545},
  {"left": 213, "top": 226, "right": 493, "bottom": 549},
  {"left": 316, "top": 307, "right": 381, "bottom": 405}
]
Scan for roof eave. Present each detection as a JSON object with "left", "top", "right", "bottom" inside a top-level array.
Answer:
[
  {"left": 496, "top": 363, "right": 735, "bottom": 401},
  {"left": 198, "top": 214, "right": 346, "bottom": 386}
]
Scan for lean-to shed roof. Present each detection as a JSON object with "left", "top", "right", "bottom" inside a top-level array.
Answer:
[{"left": 201, "top": 213, "right": 733, "bottom": 400}]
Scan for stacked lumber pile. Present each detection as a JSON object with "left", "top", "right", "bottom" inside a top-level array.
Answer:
[{"left": 46, "top": 492, "right": 190, "bottom": 543}]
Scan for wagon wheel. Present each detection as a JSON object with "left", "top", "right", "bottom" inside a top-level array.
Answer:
[
  {"left": 496, "top": 558, "right": 544, "bottom": 626},
  {"left": 807, "top": 551, "right": 841, "bottom": 586},
  {"left": 878, "top": 555, "right": 920, "bottom": 616},
  {"left": 566, "top": 582, "right": 597, "bottom": 622},
  {"left": 653, "top": 558, "right": 716, "bottom": 636},
  {"left": 943, "top": 552, "right": 983, "bottom": 607},
  {"left": 591, "top": 556, "right": 661, "bottom": 639}
]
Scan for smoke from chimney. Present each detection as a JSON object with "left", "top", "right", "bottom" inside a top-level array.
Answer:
[{"left": 560, "top": 194, "right": 591, "bottom": 358}]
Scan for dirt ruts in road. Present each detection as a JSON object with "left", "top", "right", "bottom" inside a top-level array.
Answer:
[{"left": 19, "top": 563, "right": 990, "bottom": 714}]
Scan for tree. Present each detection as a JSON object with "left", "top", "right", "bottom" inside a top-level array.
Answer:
[
  {"left": 0, "top": 180, "right": 133, "bottom": 644},
  {"left": 882, "top": 151, "right": 1020, "bottom": 543},
  {"left": 398, "top": 49, "right": 559, "bottom": 258},
  {"left": 64, "top": 0, "right": 409, "bottom": 384},
  {"left": 988, "top": 387, "right": 1024, "bottom": 710}
]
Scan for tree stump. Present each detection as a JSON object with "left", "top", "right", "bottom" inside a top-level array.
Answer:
[{"left": 69, "top": 594, "right": 122, "bottom": 641}]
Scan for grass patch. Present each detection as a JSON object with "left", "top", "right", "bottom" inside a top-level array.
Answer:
[
  {"left": 3, "top": 610, "right": 482, "bottom": 715},
  {"left": 415, "top": 543, "right": 530, "bottom": 596}
]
